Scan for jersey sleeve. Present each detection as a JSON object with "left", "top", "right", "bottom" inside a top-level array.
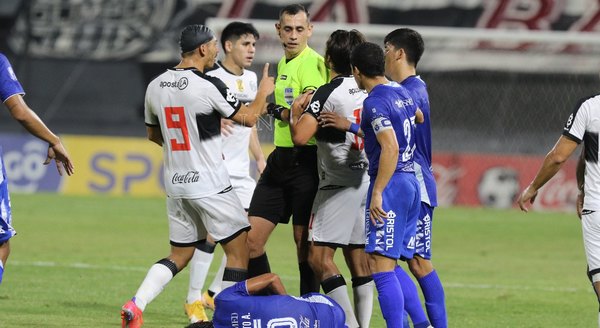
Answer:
[
  {"left": 298, "top": 56, "right": 327, "bottom": 93},
  {"left": 215, "top": 281, "right": 250, "bottom": 302},
  {"left": 364, "top": 96, "right": 393, "bottom": 135},
  {"left": 303, "top": 84, "right": 331, "bottom": 119},
  {"left": 143, "top": 86, "right": 159, "bottom": 126},
  {"left": 563, "top": 98, "right": 590, "bottom": 143},
  {"left": 204, "top": 74, "right": 242, "bottom": 119},
  {"left": 0, "top": 54, "right": 25, "bottom": 103}
]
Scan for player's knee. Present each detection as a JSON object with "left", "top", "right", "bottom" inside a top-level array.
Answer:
[{"left": 408, "top": 256, "right": 433, "bottom": 278}]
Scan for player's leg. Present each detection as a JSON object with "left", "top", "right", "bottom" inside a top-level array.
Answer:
[
  {"left": 122, "top": 197, "right": 201, "bottom": 327},
  {"left": 581, "top": 210, "right": 600, "bottom": 327},
  {"left": 0, "top": 241, "right": 9, "bottom": 284},
  {"left": 408, "top": 203, "right": 447, "bottom": 328},
  {"left": 289, "top": 146, "right": 320, "bottom": 294},
  {"left": 185, "top": 237, "right": 216, "bottom": 322},
  {"left": 0, "top": 169, "right": 15, "bottom": 285},
  {"left": 343, "top": 246, "right": 374, "bottom": 328},
  {"left": 370, "top": 253, "right": 404, "bottom": 328},
  {"left": 203, "top": 254, "right": 227, "bottom": 310}
]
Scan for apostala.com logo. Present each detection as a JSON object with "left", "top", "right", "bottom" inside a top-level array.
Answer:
[
  {"left": 8, "top": 0, "right": 176, "bottom": 60},
  {"left": 160, "top": 77, "right": 188, "bottom": 90}
]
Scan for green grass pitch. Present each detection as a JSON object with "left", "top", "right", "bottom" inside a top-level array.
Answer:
[{"left": 0, "top": 193, "right": 595, "bottom": 327}]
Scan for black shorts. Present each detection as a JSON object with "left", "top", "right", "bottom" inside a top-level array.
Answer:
[{"left": 248, "top": 146, "right": 318, "bottom": 226}]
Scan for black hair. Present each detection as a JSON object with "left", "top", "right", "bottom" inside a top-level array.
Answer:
[
  {"left": 185, "top": 321, "right": 214, "bottom": 328},
  {"left": 383, "top": 28, "right": 425, "bottom": 68},
  {"left": 350, "top": 42, "right": 385, "bottom": 78},
  {"left": 179, "top": 24, "right": 215, "bottom": 55},
  {"left": 220, "top": 21, "right": 260, "bottom": 51},
  {"left": 325, "top": 29, "right": 366, "bottom": 75},
  {"left": 279, "top": 4, "right": 310, "bottom": 22}
]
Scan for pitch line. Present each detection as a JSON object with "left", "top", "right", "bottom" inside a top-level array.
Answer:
[{"left": 9, "top": 260, "right": 590, "bottom": 294}]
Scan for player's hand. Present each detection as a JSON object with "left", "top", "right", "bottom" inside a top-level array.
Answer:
[
  {"left": 258, "top": 63, "right": 275, "bottom": 96},
  {"left": 517, "top": 185, "right": 538, "bottom": 212},
  {"left": 221, "top": 118, "right": 235, "bottom": 137},
  {"left": 290, "top": 90, "right": 314, "bottom": 123},
  {"left": 577, "top": 190, "right": 584, "bottom": 219},
  {"left": 45, "top": 141, "right": 74, "bottom": 176},
  {"left": 319, "top": 112, "right": 351, "bottom": 131},
  {"left": 369, "top": 191, "right": 387, "bottom": 225}
]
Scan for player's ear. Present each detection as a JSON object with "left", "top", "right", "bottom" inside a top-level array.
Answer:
[
  {"left": 307, "top": 23, "right": 313, "bottom": 38},
  {"left": 224, "top": 40, "right": 233, "bottom": 53},
  {"left": 275, "top": 23, "right": 281, "bottom": 37}
]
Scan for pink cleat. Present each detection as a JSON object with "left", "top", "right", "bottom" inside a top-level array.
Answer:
[{"left": 121, "top": 298, "right": 144, "bottom": 328}]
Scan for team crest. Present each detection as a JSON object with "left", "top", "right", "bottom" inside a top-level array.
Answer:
[{"left": 236, "top": 79, "right": 244, "bottom": 92}]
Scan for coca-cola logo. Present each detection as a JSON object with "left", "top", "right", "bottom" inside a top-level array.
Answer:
[
  {"left": 171, "top": 171, "right": 199, "bottom": 184},
  {"left": 432, "top": 163, "right": 463, "bottom": 207}
]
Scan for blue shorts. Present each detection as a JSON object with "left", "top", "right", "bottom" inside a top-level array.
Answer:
[
  {"left": 365, "top": 172, "right": 420, "bottom": 260},
  {"left": 0, "top": 156, "right": 15, "bottom": 244},
  {"left": 414, "top": 203, "right": 434, "bottom": 259}
]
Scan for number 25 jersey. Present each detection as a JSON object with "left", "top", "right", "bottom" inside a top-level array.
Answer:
[{"left": 144, "top": 67, "right": 242, "bottom": 199}]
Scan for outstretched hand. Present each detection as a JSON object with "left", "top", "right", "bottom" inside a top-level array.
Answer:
[
  {"left": 45, "top": 141, "right": 74, "bottom": 176},
  {"left": 258, "top": 63, "right": 275, "bottom": 96}
]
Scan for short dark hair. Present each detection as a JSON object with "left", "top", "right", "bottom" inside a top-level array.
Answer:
[
  {"left": 279, "top": 4, "right": 310, "bottom": 22},
  {"left": 185, "top": 321, "right": 214, "bottom": 328},
  {"left": 350, "top": 42, "right": 385, "bottom": 78},
  {"left": 179, "top": 24, "right": 215, "bottom": 55},
  {"left": 220, "top": 21, "right": 260, "bottom": 51},
  {"left": 325, "top": 29, "right": 366, "bottom": 75},
  {"left": 384, "top": 28, "right": 425, "bottom": 68}
]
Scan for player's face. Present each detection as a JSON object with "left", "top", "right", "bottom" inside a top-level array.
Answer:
[
  {"left": 204, "top": 38, "right": 219, "bottom": 67},
  {"left": 276, "top": 12, "right": 312, "bottom": 58},
  {"left": 383, "top": 42, "right": 399, "bottom": 79},
  {"left": 228, "top": 33, "right": 257, "bottom": 69}
]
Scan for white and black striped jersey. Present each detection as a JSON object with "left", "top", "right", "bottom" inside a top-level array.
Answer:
[
  {"left": 304, "top": 75, "right": 369, "bottom": 187},
  {"left": 563, "top": 93, "right": 600, "bottom": 210},
  {"left": 144, "top": 67, "right": 241, "bottom": 199},
  {"left": 206, "top": 62, "right": 258, "bottom": 178}
]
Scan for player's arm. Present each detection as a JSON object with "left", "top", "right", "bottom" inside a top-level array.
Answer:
[
  {"left": 245, "top": 273, "right": 287, "bottom": 295},
  {"left": 576, "top": 147, "right": 585, "bottom": 218},
  {"left": 517, "top": 135, "right": 578, "bottom": 212},
  {"left": 290, "top": 91, "right": 318, "bottom": 145},
  {"left": 319, "top": 111, "right": 364, "bottom": 138},
  {"left": 230, "top": 63, "right": 274, "bottom": 127},
  {"left": 249, "top": 126, "right": 266, "bottom": 174},
  {"left": 4, "top": 94, "right": 74, "bottom": 176},
  {"left": 146, "top": 125, "right": 163, "bottom": 147},
  {"left": 370, "top": 128, "right": 399, "bottom": 224}
]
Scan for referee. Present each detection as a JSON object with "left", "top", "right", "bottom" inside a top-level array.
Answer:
[{"left": 246, "top": 4, "right": 328, "bottom": 294}]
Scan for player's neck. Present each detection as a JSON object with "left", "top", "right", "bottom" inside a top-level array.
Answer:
[
  {"left": 176, "top": 56, "right": 208, "bottom": 72},
  {"left": 364, "top": 76, "right": 390, "bottom": 93},
  {"left": 221, "top": 57, "right": 244, "bottom": 75},
  {"left": 392, "top": 66, "right": 417, "bottom": 83}
]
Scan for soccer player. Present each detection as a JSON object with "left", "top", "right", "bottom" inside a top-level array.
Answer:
[
  {"left": 183, "top": 21, "right": 266, "bottom": 323},
  {"left": 517, "top": 93, "right": 600, "bottom": 327},
  {"left": 289, "top": 29, "right": 373, "bottom": 328},
  {"left": 185, "top": 273, "right": 347, "bottom": 328},
  {"left": 383, "top": 28, "right": 447, "bottom": 328},
  {"left": 246, "top": 3, "right": 328, "bottom": 294},
  {"left": 120, "top": 24, "right": 274, "bottom": 328},
  {"left": 0, "top": 53, "right": 74, "bottom": 285},
  {"left": 350, "top": 41, "right": 425, "bottom": 327}
]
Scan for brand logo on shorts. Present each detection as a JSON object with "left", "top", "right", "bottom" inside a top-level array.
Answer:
[
  {"left": 171, "top": 171, "right": 199, "bottom": 184},
  {"left": 385, "top": 210, "right": 396, "bottom": 251}
]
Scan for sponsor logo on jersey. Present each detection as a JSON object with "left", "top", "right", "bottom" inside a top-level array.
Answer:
[
  {"left": 159, "top": 77, "right": 188, "bottom": 90},
  {"left": 309, "top": 100, "right": 320, "bottom": 114},
  {"left": 395, "top": 97, "right": 414, "bottom": 108},
  {"left": 171, "top": 171, "right": 199, "bottom": 184},
  {"left": 564, "top": 113, "right": 574, "bottom": 130},
  {"left": 349, "top": 161, "right": 368, "bottom": 170},
  {"left": 226, "top": 89, "right": 240, "bottom": 107},
  {"left": 348, "top": 87, "right": 364, "bottom": 95}
]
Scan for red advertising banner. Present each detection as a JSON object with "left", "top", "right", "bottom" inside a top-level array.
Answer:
[{"left": 433, "top": 152, "right": 578, "bottom": 211}]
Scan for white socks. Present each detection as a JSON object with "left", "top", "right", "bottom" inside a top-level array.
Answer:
[
  {"left": 354, "top": 280, "right": 374, "bottom": 328},
  {"left": 134, "top": 263, "right": 175, "bottom": 311},
  {"left": 327, "top": 285, "right": 360, "bottom": 328},
  {"left": 187, "top": 249, "right": 214, "bottom": 303}
]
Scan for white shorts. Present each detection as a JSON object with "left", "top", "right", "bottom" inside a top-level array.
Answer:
[
  {"left": 309, "top": 183, "right": 368, "bottom": 247},
  {"left": 231, "top": 175, "right": 256, "bottom": 209},
  {"left": 582, "top": 210, "right": 600, "bottom": 280},
  {"left": 167, "top": 189, "right": 250, "bottom": 245}
]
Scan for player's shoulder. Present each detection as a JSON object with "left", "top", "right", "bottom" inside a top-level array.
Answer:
[{"left": 573, "top": 93, "right": 600, "bottom": 117}]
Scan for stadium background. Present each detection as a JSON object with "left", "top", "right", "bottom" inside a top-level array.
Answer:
[{"left": 0, "top": 0, "right": 599, "bottom": 211}]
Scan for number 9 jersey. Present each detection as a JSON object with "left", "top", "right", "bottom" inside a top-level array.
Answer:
[{"left": 144, "top": 67, "right": 242, "bottom": 199}]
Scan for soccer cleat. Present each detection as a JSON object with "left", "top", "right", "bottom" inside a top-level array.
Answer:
[
  {"left": 121, "top": 299, "right": 143, "bottom": 328},
  {"left": 184, "top": 300, "right": 209, "bottom": 323},
  {"left": 201, "top": 290, "right": 215, "bottom": 310}
]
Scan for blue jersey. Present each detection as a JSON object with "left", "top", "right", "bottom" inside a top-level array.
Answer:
[
  {"left": 361, "top": 82, "right": 418, "bottom": 177},
  {"left": 401, "top": 75, "right": 437, "bottom": 207},
  {"left": 213, "top": 281, "right": 347, "bottom": 328},
  {"left": 0, "top": 53, "right": 25, "bottom": 103}
]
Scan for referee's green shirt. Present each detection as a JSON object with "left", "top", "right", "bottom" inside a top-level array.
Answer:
[{"left": 274, "top": 46, "right": 328, "bottom": 147}]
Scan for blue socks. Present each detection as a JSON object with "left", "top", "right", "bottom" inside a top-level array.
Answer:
[
  {"left": 395, "top": 265, "right": 431, "bottom": 328},
  {"left": 418, "top": 270, "right": 447, "bottom": 328},
  {"left": 373, "top": 271, "right": 404, "bottom": 328}
]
